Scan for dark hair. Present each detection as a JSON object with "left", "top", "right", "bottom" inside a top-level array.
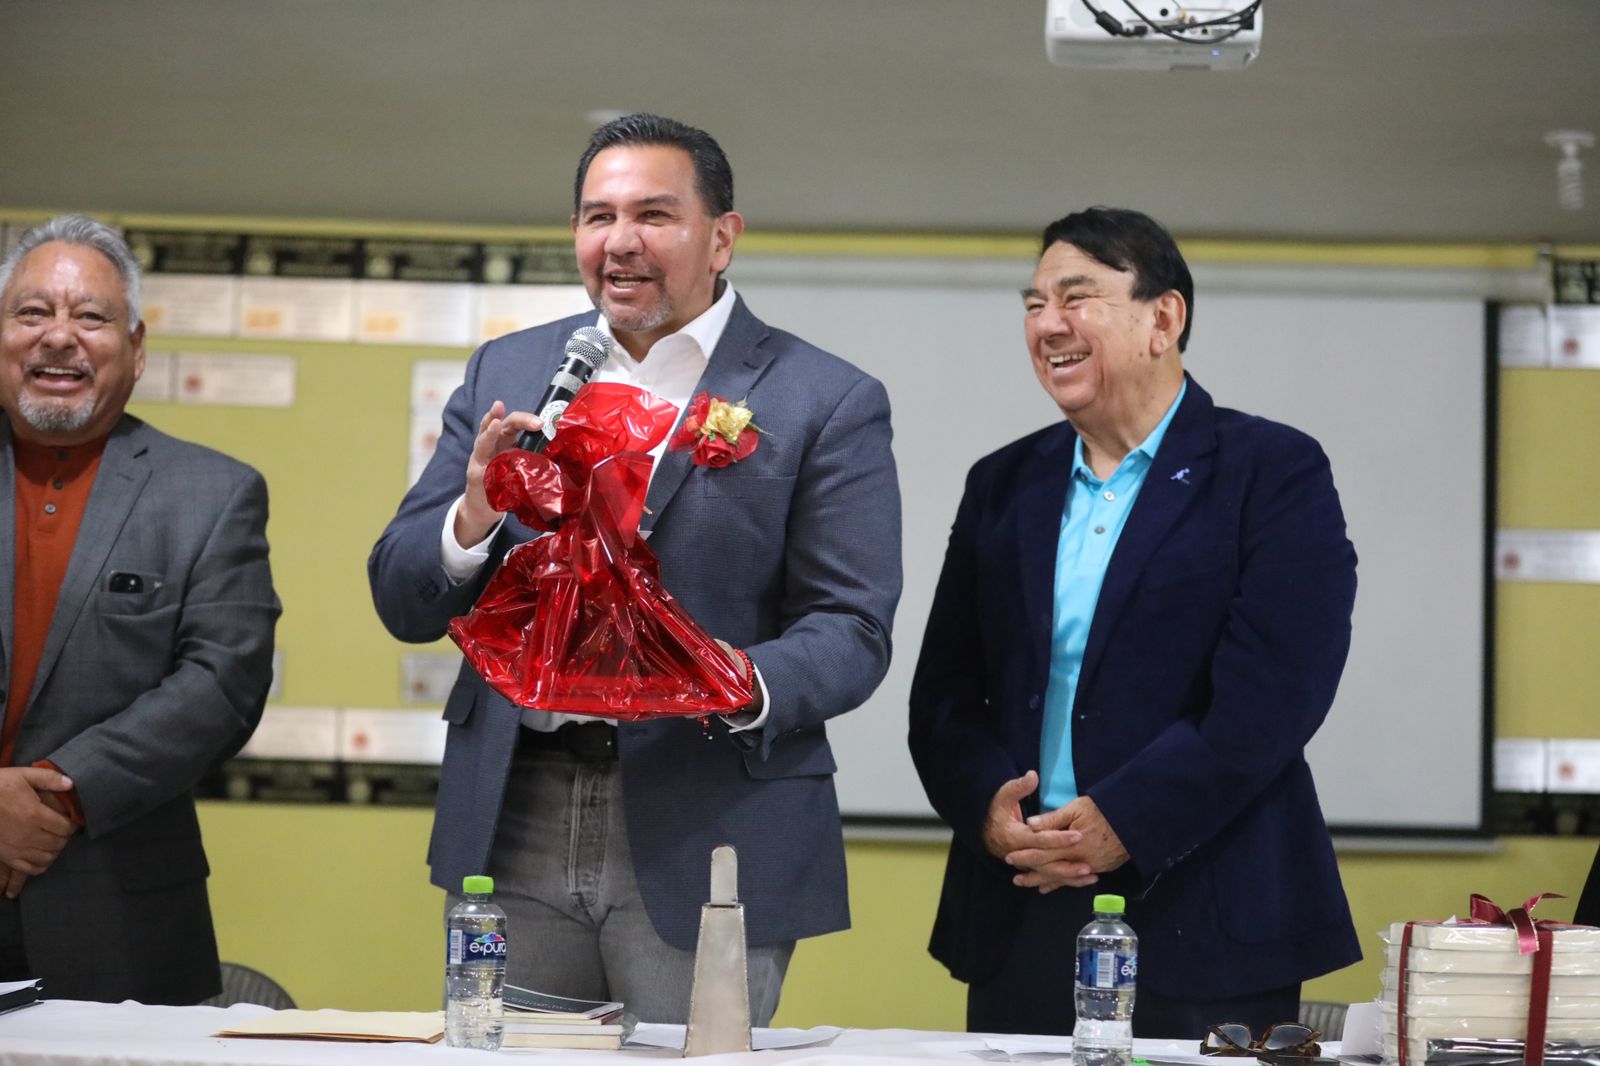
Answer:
[
  {"left": 573, "top": 113, "right": 734, "bottom": 218},
  {"left": 1039, "top": 207, "right": 1194, "bottom": 352}
]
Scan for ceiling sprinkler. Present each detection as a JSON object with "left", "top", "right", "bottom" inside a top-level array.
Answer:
[{"left": 1544, "top": 130, "right": 1595, "bottom": 211}]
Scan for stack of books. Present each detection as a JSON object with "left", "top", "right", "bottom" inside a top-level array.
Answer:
[
  {"left": 1380, "top": 920, "right": 1600, "bottom": 1064},
  {"left": 501, "top": 986, "right": 634, "bottom": 1051}
]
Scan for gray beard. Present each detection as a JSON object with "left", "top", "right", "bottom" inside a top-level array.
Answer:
[
  {"left": 599, "top": 293, "right": 673, "bottom": 337},
  {"left": 15, "top": 392, "right": 96, "bottom": 435}
]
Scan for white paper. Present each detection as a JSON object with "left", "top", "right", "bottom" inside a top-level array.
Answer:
[
  {"left": 1341, "top": 999, "right": 1380, "bottom": 1056},
  {"left": 982, "top": 1035, "right": 1075, "bottom": 1057},
  {"left": 624, "top": 1024, "right": 842, "bottom": 1051},
  {"left": 400, "top": 652, "right": 461, "bottom": 705},
  {"left": 1495, "top": 529, "right": 1600, "bottom": 583},
  {"left": 410, "top": 359, "right": 467, "bottom": 416},
  {"left": 237, "top": 277, "right": 355, "bottom": 341},
  {"left": 1497, "top": 305, "right": 1549, "bottom": 368},
  {"left": 408, "top": 411, "right": 445, "bottom": 487},
  {"left": 476, "top": 285, "right": 592, "bottom": 344},
  {"left": 174, "top": 353, "right": 296, "bottom": 407},
  {"left": 1492, "top": 738, "right": 1547, "bottom": 792},
  {"left": 1550, "top": 305, "right": 1600, "bottom": 368},
  {"left": 339, "top": 709, "right": 447, "bottom": 764},
  {"left": 236, "top": 706, "right": 338, "bottom": 760},
  {"left": 141, "top": 275, "right": 238, "bottom": 337},
  {"left": 267, "top": 649, "right": 284, "bottom": 702},
  {"left": 130, "top": 351, "right": 177, "bottom": 403},
  {"left": 356, "top": 281, "right": 475, "bottom": 346},
  {"left": 1548, "top": 739, "right": 1600, "bottom": 793}
]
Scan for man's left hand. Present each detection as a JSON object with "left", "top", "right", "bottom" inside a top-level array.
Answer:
[{"left": 1004, "top": 795, "right": 1130, "bottom": 893}]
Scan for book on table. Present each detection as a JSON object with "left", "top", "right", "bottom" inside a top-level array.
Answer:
[
  {"left": 503, "top": 984, "right": 625, "bottom": 1023},
  {"left": 501, "top": 985, "right": 633, "bottom": 1050},
  {"left": 501, "top": 1021, "right": 632, "bottom": 1051},
  {"left": 0, "top": 979, "right": 42, "bottom": 1016}
]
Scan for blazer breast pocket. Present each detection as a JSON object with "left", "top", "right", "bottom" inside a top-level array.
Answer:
[
  {"left": 693, "top": 474, "right": 796, "bottom": 539},
  {"left": 697, "top": 473, "right": 796, "bottom": 500},
  {"left": 95, "top": 570, "right": 176, "bottom": 616},
  {"left": 1136, "top": 543, "right": 1237, "bottom": 594}
]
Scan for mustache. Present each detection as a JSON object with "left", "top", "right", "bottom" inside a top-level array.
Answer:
[
  {"left": 23, "top": 355, "right": 95, "bottom": 380},
  {"left": 601, "top": 260, "right": 661, "bottom": 279}
]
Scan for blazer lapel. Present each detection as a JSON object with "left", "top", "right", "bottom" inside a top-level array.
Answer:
[
  {"left": 642, "top": 295, "right": 775, "bottom": 531},
  {"left": 0, "top": 423, "right": 14, "bottom": 686},
  {"left": 1077, "top": 378, "right": 1218, "bottom": 697},
  {"left": 1015, "top": 424, "right": 1077, "bottom": 668},
  {"left": 28, "top": 417, "right": 151, "bottom": 709}
]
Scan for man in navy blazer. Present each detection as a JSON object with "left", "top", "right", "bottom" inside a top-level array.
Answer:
[
  {"left": 369, "top": 115, "right": 901, "bottom": 1023},
  {"left": 909, "top": 208, "right": 1359, "bottom": 1037}
]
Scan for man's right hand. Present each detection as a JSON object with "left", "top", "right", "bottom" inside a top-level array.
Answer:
[
  {"left": 983, "top": 771, "right": 1086, "bottom": 876},
  {"left": 0, "top": 767, "right": 76, "bottom": 881},
  {"left": 455, "top": 401, "right": 543, "bottom": 549}
]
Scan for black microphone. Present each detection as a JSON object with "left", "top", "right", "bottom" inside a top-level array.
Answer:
[{"left": 516, "top": 326, "right": 612, "bottom": 452}]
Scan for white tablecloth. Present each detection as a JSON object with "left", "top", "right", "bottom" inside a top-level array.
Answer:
[{"left": 0, "top": 1001, "right": 1322, "bottom": 1066}]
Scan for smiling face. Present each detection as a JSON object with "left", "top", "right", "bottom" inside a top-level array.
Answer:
[
  {"left": 1023, "top": 241, "right": 1185, "bottom": 436},
  {"left": 0, "top": 241, "right": 146, "bottom": 446},
  {"left": 572, "top": 144, "right": 743, "bottom": 358}
]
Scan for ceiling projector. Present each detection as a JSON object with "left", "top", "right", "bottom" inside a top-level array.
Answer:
[{"left": 1046, "top": 0, "right": 1263, "bottom": 71}]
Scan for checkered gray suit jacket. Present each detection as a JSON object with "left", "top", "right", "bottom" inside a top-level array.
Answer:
[
  {"left": 369, "top": 296, "right": 902, "bottom": 949},
  {"left": 0, "top": 415, "right": 279, "bottom": 1003}
]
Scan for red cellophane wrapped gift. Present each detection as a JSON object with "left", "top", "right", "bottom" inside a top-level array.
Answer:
[{"left": 448, "top": 382, "right": 754, "bottom": 719}]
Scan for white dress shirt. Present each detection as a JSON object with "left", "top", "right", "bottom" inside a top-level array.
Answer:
[{"left": 438, "top": 282, "right": 769, "bottom": 731}]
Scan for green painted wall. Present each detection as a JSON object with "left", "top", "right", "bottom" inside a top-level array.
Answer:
[{"left": 91, "top": 224, "right": 1595, "bottom": 1026}]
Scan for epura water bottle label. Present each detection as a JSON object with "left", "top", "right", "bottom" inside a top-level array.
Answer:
[
  {"left": 1077, "top": 949, "right": 1137, "bottom": 989},
  {"left": 449, "top": 929, "right": 507, "bottom": 965}
]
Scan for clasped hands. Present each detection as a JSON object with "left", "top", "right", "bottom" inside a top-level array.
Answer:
[
  {"left": 983, "top": 770, "right": 1129, "bottom": 893},
  {"left": 0, "top": 766, "right": 78, "bottom": 899}
]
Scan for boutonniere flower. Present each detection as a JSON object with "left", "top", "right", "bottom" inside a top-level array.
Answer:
[{"left": 669, "top": 392, "right": 763, "bottom": 468}]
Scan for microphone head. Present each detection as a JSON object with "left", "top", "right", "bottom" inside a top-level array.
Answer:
[{"left": 566, "top": 326, "right": 612, "bottom": 372}]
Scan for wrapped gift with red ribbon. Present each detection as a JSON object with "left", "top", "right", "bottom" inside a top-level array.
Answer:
[
  {"left": 1390, "top": 892, "right": 1599, "bottom": 1066},
  {"left": 447, "top": 382, "right": 754, "bottom": 719}
]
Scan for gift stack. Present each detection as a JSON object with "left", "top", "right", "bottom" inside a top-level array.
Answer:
[
  {"left": 500, "top": 985, "right": 634, "bottom": 1052},
  {"left": 1379, "top": 894, "right": 1600, "bottom": 1066}
]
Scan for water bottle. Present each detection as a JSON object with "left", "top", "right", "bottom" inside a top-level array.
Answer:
[
  {"left": 446, "top": 874, "right": 507, "bottom": 1050},
  {"left": 1073, "top": 893, "right": 1137, "bottom": 1066}
]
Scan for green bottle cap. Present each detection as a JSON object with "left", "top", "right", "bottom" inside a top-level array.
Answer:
[
  {"left": 1093, "top": 893, "right": 1126, "bottom": 914},
  {"left": 462, "top": 875, "right": 494, "bottom": 895}
]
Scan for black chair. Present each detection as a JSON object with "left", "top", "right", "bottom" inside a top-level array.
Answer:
[
  {"left": 1298, "top": 1000, "right": 1349, "bottom": 1040},
  {"left": 203, "top": 962, "right": 296, "bottom": 1010}
]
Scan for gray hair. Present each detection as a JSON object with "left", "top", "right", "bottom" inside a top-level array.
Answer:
[{"left": 0, "top": 214, "right": 143, "bottom": 326}]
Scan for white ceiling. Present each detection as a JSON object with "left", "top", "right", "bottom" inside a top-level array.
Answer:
[{"left": 2, "top": 1, "right": 1598, "bottom": 244}]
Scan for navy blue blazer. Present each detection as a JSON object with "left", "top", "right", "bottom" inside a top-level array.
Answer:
[
  {"left": 369, "top": 296, "right": 902, "bottom": 950},
  {"left": 909, "top": 377, "right": 1361, "bottom": 998}
]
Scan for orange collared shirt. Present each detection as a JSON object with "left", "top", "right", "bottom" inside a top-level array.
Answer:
[{"left": 2, "top": 435, "right": 107, "bottom": 823}]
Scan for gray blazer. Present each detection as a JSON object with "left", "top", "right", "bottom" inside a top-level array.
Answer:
[
  {"left": 369, "top": 296, "right": 902, "bottom": 949},
  {"left": 1, "top": 415, "right": 279, "bottom": 1003}
]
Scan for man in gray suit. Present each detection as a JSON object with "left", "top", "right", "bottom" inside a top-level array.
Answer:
[
  {"left": 0, "top": 215, "right": 279, "bottom": 1003},
  {"left": 370, "top": 114, "right": 901, "bottom": 1023}
]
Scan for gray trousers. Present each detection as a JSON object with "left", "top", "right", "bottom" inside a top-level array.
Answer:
[{"left": 445, "top": 743, "right": 793, "bottom": 1025}]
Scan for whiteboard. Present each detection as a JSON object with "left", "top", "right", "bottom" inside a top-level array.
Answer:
[{"left": 737, "top": 256, "right": 1494, "bottom": 834}]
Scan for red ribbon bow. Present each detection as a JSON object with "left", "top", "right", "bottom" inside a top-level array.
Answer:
[{"left": 1467, "top": 892, "right": 1566, "bottom": 955}]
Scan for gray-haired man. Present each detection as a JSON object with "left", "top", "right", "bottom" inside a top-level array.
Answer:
[{"left": 0, "top": 215, "right": 279, "bottom": 1003}]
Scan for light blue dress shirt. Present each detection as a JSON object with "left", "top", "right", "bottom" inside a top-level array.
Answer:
[{"left": 1040, "top": 381, "right": 1187, "bottom": 809}]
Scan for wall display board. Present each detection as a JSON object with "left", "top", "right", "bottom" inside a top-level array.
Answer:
[
  {"left": 10, "top": 211, "right": 1517, "bottom": 837},
  {"left": 736, "top": 255, "right": 1497, "bottom": 835}
]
